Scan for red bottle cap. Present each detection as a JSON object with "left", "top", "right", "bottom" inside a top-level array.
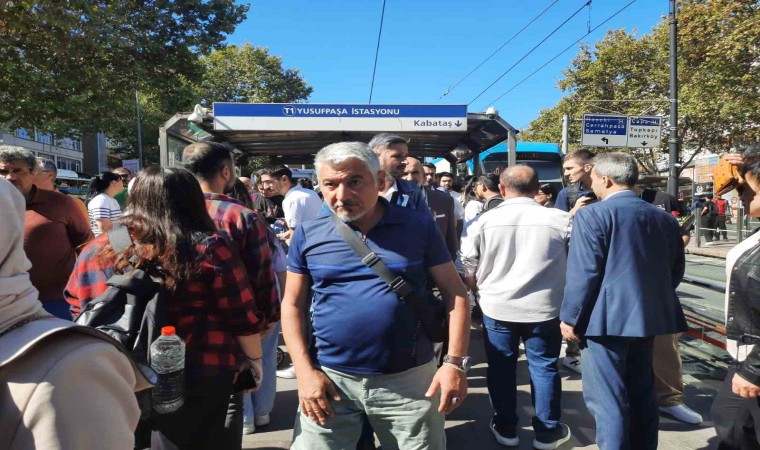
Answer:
[{"left": 161, "top": 326, "right": 176, "bottom": 336}]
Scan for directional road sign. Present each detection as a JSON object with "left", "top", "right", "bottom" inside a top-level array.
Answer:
[
  {"left": 213, "top": 103, "right": 468, "bottom": 132},
  {"left": 581, "top": 114, "right": 628, "bottom": 147},
  {"left": 627, "top": 116, "right": 662, "bottom": 148},
  {"left": 581, "top": 114, "right": 664, "bottom": 148}
]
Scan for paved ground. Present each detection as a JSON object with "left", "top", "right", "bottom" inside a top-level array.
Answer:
[
  {"left": 244, "top": 326, "right": 725, "bottom": 449},
  {"left": 242, "top": 257, "right": 733, "bottom": 449}
]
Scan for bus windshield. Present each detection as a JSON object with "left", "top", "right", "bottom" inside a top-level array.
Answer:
[{"left": 482, "top": 159, "right": 563, "bottom": 182}]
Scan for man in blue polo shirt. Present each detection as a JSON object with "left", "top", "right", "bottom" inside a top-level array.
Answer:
[{"left": 281, "top": 141, "right": 471, "bottom": 450}]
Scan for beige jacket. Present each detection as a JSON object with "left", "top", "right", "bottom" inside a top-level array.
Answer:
[{"left": 0, "top": 318, "right": 149, "bottom": 450}]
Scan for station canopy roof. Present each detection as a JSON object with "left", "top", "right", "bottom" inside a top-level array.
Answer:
[{"left": 161, "top": 106, "right": 519, "bottom": 166}]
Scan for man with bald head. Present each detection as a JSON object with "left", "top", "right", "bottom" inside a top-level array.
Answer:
[
  {"left": 403, "top": 157, "right": 458, "bottom": 261},
  {"left": 460, "top": 165, "right": 572, "bottom": 448}
]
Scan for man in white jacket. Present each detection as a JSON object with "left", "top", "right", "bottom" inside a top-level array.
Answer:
[{"left": 460, "top": 166, "right": 572, "bottom": 449}]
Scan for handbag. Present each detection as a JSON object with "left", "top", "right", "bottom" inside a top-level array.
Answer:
[{"left": 329, "top": 213, "right": 448, "bottom": 343}]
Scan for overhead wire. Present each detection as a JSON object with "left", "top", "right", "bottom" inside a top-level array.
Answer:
[
  {"left": 368, "top": 0, "right": 388, "bottom": 104},
  {"left": 468, "top": 0, "right": 592, "bottom": 105},
  {"left": 439, "top": 0, "right": 561, "bottom": 99},
  {"left": 487, "top": 0, "right": 638, "bottom": 106}
]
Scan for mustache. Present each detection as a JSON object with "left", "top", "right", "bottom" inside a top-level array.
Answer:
[{"left": 333, "top": 200, "right": 359, "bottom": 209}]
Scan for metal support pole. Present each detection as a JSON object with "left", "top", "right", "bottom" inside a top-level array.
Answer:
[
  {"left": 695, "top": 211, "right": 701, "bottom": 247},
  {"left": 135, "top": 91, "right": 144, "bottom": 169},
  {"left": 507, "top": 129, "right": 517, "bottom": 168},
  {"left": 737, "top": 207, "right": 744, "bottom": 242},
  {"left": 561, "top": 114, "right": 569, "bottom": 155},
  {"left": 667, "top": 0, "right": 680, "bottom": 198},
  {"left": 473, "top": 150, "right": 481, "bottom": 176}
]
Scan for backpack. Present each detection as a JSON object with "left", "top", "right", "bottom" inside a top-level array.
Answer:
[
  {"left": 706, "top": 201, "right": 719, "bottom": 217},
  {"left": 566, "top": 182, "right": 581, "bottom": 209},
  {"left": 715, "top": 199, "right": 727, "bottom": 216},
  {"left": 74, "top": 226, "right": 167, "bottom": 418}
]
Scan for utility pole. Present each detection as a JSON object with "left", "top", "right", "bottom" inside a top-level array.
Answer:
[
  {"left": 135, "top": 91, "right": 144, "bottom": 169},
  {"left": 667, "top": 0, "right": 679, "bottom": 198},
  {"left": 561, "top": 114, "right": 569, "bottom": 154}
]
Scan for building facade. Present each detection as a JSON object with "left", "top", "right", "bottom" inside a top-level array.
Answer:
[{"left": 0, "top": 128, "right": 110, "bottom": 176}]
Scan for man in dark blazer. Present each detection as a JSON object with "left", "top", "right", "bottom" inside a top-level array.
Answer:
[
  {"left": 403, "top": 157, "right": 458, "bottom": 260},
  {"left": 369, "top": 133, "right": 427, "bottom": 212},
  {"left": 559, "top": 152, "right": 687, "bottom": 450}
]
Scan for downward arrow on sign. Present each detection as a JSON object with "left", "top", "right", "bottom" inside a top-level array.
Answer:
[
  {"left": 454, "top": 120, "right": 463, "bottom": 127},
  {"left": 641, "top": 141, "right": 648, "bottom": 146}
]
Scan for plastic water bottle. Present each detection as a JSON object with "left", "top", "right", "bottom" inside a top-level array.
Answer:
[{"left": 150, "top": 326, "right": 185, "bottom": 414}]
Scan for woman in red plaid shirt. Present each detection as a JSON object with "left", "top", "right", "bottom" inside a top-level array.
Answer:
[{"left": 65, "top": 167, "right": 264, "bottom": 449}]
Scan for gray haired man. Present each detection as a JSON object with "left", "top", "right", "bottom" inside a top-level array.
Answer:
[
  {"left": 282, "top": 141, "right": 471, "bottom": 449},
  {"left": 0, "top": 146, "right": 92, "bottom": 319}
]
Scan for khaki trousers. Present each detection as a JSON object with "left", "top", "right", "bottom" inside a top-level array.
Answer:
[{"left": 652, "top": 333, "right": 684, "bottom": 407}]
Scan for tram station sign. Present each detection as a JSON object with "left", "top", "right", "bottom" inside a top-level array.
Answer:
[
  {"left": 213, "top": 103, "right": 468, "bottom": 132},
  {"left": 581, "top": 114, "right": 663, "bottom": 148}
]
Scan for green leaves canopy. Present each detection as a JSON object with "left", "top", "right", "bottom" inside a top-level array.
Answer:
[
  {"left": 0, "top": 0, "right": 248, "bottom": 133},
  {"left": 521, "top": 0, "right": 759, "bottom": 173}
]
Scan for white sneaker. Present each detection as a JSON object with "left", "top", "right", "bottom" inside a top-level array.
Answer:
[
  {"left": 276, "top": 365, "right": 297, "bottom": 379},
  {"left": 243, "top": 418, "right": 255, "bottom": 435},
  {"left": 660, "top": 404, "right": 703, "bottom": 424},
  {"left": 562, "top": 356, "right": 582, "bottom": 374},
  {"left": 254, "top": 413, "right": 270, "bottom": 427}
]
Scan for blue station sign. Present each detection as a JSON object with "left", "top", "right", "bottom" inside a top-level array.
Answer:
[{"left": 213, "top": 103, "right": 468, "bottom": 132}]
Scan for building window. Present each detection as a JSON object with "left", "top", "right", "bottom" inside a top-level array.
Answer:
[
  {"left": 57, "top": 157, "right": 82, "bottom": 173},
  {"left": 14, "top": 128, "right": 32, "bottom": 140},
  {"left": 55, "top": 136, "right": 82, "bottom": 152},
  {"left": 35, "top": 130, "right": 53, "bottom": 145}
]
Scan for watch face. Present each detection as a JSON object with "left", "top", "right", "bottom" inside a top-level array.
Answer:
[{"left": 461, "top": 356, "right": 472, "bottom": 371}]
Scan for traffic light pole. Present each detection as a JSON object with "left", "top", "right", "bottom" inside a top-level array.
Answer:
[{"left": 667, "top": 0, "right": 680, "bottom": 198}]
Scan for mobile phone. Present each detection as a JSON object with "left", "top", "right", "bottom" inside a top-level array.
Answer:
[{"left": 233, "top": 369, "right": 258, "bottom": 392}]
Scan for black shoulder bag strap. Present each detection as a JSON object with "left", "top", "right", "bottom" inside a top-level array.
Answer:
[{"left": 328, "top": 214, "right": 447, "bottom": 342}]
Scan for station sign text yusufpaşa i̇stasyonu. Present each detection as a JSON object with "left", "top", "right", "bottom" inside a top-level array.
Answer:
[{"left": 212, "top": 103, "right": 468, "bottom": 132}]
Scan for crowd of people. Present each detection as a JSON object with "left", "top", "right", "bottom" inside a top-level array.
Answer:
[{"left": 0, "top": 139, "right": 759, "bottom": 450}]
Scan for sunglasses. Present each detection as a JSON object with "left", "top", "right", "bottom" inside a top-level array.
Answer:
[{"left": 117, "top": 174, "right": 129, "bottom": 180}]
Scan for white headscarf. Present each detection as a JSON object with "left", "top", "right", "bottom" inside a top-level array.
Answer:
[{"left": 0, "top": 178, "right": 46, "bottom": 334}]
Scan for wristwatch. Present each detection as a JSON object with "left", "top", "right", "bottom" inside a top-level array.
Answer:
[{"left": 443, "top": 354, "right": 472, "bottom": 372}]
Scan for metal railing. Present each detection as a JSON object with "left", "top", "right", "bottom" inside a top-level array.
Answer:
[
  {"left": 681, "top": 276, "right": 726, "bottom": 349},
  {"left": 693, "top": 209, "right": 759, "bottom": 247}
]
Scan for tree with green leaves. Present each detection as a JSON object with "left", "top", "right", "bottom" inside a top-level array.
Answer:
[
  {"left": 521, "top": 0, "right": 759, "bottom": 175},
  {"left": 194, "top": 43, "right": 314, "bottom": 172},
  {"left": 0, "top": 0, "right": 248, "bottom": 134},
  {"left": 195, "top": 43, "right": 314, "bottom": 105}
]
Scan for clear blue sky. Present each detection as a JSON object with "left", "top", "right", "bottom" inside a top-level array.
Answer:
[{"left": 227, "top": 0, "right": 668, "bottom": 130}]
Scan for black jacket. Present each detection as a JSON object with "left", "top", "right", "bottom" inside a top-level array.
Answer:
[{"left": 726, "top": 240, "right": 760, "bottom": 384}]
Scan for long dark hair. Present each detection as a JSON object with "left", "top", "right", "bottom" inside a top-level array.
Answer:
[
  {"left": 228, "top": 178, "right": 255, "bottom": 210},
  {"left": 86, "top": 171, "right": 121, "bottom": 203},
  {"left": 102, "top": 167, "right": 216, "bottom": 289}
]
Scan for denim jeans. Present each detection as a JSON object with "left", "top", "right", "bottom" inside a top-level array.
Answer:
[
  {"left": 481, "top": 315, "right": 562, "bottom": 436},
  {"left": 243, "top": 322, "right": 281, "bottom": 421},
  {"left": 582, "top": 336, "right": 658, "bottom": 450}
]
